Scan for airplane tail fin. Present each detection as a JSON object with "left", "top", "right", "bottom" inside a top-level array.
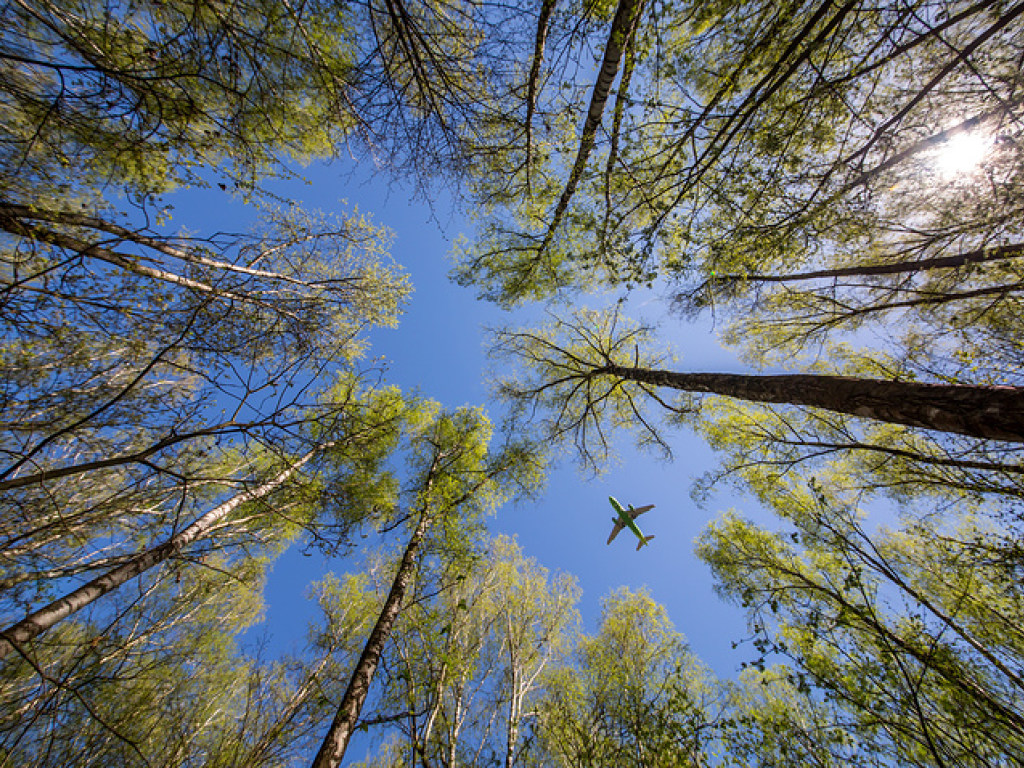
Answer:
[{"left": 636, "top": 535, "right": 655, "bottom": 551}]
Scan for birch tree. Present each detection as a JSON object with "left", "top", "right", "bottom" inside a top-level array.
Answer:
[
  {"left": 354, "top": 534, "right": 580, "bottom": 768},
  {"left": 698, "top": 479, "right": 1024, "bottom": 765},
  {"left": 311, "top": 407, "right": 545, "bottom": 768},
  {"left": 533, "top": 587, "right": 720, "bottom": 768}
]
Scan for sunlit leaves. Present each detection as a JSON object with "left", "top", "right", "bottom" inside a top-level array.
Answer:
[{"left": 698, "top": 484, "right": 1024, "bottom": 765}]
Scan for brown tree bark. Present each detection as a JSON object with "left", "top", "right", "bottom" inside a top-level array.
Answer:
[
  {"left": 702, "top": 243, "right": 1024, "bottom": 287},
  {"left": 601, "top": 364, "right": 1024, "bottom": 443}
]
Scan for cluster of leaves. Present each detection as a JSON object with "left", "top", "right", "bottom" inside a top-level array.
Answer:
[
  {"left": 0, "top": 0, "right": 528, "bottom": 763},
  {"left": 4, "top": 0, "right": 1024, "bottom": 765},
  {"left": 456, "top": 0, "right": 1024, "bottom": 764},
  {"left": 347, "top": 554, "right": 888, "bottom": 768}
]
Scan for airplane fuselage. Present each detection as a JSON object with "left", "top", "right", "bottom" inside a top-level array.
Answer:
[
  {"left": 609, "top": 496, "right": 647, "bottom": 539},
  {"left": 607, "top": 496, "right": 655, "bottom": 549}
]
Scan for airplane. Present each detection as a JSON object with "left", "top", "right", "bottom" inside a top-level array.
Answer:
[{"left": 606, "top": 496, "right": 655, "bottom": 550}]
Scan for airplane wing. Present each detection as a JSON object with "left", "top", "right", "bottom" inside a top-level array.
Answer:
[
  {"left": 629, "top": 504, "right": 654, "bottom": 519},
  {"left": 606, "top": 519, "right": 624, "bottom": 544}
]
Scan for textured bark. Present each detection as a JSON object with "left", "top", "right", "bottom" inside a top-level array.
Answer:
[
  {"left": 704, "top": 243, "right": 1024, "bottom": 286},
  {"left": 310, "top": 508, "right": 434, "bottom": 768},
  {"left": 599, "top": 15, "right": 637, "bottom": 251},
  {"left": 602, "top": 365, "right": 1024, "bottom": 442},
  {"left": 504, "top": 625, "right": 521, "bottom": 768},
  {"left": 534, "top": 0, "right": 643, "bottom": 255},
  {"left": 0, "top": 445, "right": 324, "bottom": 659},
  {"left": 524, "top": 0, "right": 559, "bottom": 193}
]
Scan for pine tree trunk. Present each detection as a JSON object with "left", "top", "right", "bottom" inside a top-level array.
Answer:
[
  {"left": 0, "top": 445, "right": 324, "bottom": 659},
  {"left": 310, "top": 508, "right": 434, "bottom": 768},
  {"left": 602, "top": 365, "right": 1024, "bottom": 442}
]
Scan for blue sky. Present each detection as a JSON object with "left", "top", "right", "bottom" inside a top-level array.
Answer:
[{"left": 172, "top": 159, "right": 760, "bottom": 680}]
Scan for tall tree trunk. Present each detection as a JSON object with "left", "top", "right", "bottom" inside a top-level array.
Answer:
[
  {"left": 504, "top": 650, "right": 520, "bottom": 768},
  {"left": 524, "top": 0, "right": 559, "bottom": 194},
  {"left": 601, "top": 364, "right": 1024, "bottom": 442},
  {"left": 534, "top": 0, "right": 643, "bottom": 255},
  {"left": 702, "top": 242, "right": 1024, "bottom": 287},
  {"left": 311, "top": 508, "right": 434, "bottom": 768},
  {"left": 0, "top": 444, "right": 325, "bottom": 659}
]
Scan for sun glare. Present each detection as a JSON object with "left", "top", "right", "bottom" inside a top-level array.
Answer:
[{"left": 935, "top": 131, "right": 991, "bottom": 178}]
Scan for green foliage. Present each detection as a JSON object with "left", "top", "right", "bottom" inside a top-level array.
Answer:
[
  {"left": 458, "top": 0, "right": 1024, "bottom": 323},
  {"left": 697, "top": 481, "right": 1024, "bottom": 766},
  {"left": 692, "top": 392, "right": 1024, "bottom": 512},
  {"left": 353, "top": 534, "right": 580, "bottom": 767},
  {"left": 0, "top": 550, "right": 268, "bottom": 766},
  {"left": 534, "top": 587, "right": 720, "bottom": 768},
  {"left": 718, "top": 666, "right": 869, "bottom": 767},
  {"left": 1, "top": 0, "right": 363, "bottom": 199},
  {"left": 5, "top": 0, "right": 1024, "bottom": 764}
]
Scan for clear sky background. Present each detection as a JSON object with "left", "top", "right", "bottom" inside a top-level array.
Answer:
[{"left": 172, "top": 158, "right": 762, "bottom": 682}]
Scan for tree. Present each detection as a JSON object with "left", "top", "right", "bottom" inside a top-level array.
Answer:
[
  {"left": 0, "top": 369, "right": 410, "bottom": 646},
  {"left": 492, "top": 309, "right": 1024, "bottom": 477},
  {"left": 698, "top": 478, "right": 1024, "bottom": 765},
  {"left": 0, "top": 195, "right": 410, "bottom": 695},
  {"left": 0, "top": 541, "right": 388, "bottom": 767},
  {"left": 0, "top": 198, "right": 408, "bottom": 560},
  {"left": 454, "top": 1, "right": 1024, "bottom": 524},
  {"left": 532, "top": 587, "right": 720, "bottom": 768},
  {"left": 480, "top": 0, "right": 646, "bottom": 303},
  {"left": 0, "top": 442, "right": 324, "bottom": 659},
  {"left": 311, "top": 407, "right": 546, "bottom": 768},
  {"left": 2, "top": 0, "right": 363, "bottom": 200},
  {"left": 354, "top": 534, "right": 580, "bottom": 768},
  {"left": 456, "top": 0, "right": 1024, "bottom": 313},
  {"left": 1, "top": 0, "right": 523, "bottom": 201},
  {"left": 689, "top": 390, "right": 1024, "bottom": 512},
  {"left": 0, "top": 538, "right": 271, "bottom": 765},
  {"left": 716, "top": 666, "right": 873, "bottom": 767},
  {"left": 0, "top": 372, "right": 430, "bottom": 766}
]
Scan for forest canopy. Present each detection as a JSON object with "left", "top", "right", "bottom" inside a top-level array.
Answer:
[{"left": 1, "top": 0, "right": 1022, "bottom": 766}]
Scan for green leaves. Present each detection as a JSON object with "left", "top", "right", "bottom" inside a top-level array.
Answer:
[
  {"left": 698, "top": 486, "right": 1024, "bottom": 765},
  {"left": 2, "top": 0, "right": 366, "bottom": 199},
  {"left": 535, "top": 587, "right": 719, "bottom": 768}
]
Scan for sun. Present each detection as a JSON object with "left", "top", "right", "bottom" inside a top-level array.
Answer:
[{"left": 935, "top": 131, "right": 992, "bottom": 178}]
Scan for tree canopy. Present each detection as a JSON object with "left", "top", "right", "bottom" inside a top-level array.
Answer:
[{"left": 3, "top": 0, "right": 1024, "bottom": 765}]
